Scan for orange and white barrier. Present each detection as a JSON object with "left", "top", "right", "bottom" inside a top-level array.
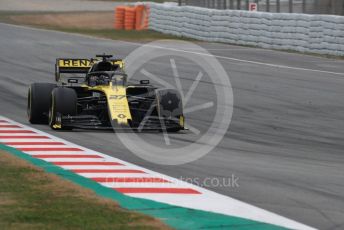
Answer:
[
  {"left": 114, "top": 6, "right": 125, "bottom": 30},
  {"left": 135, "top": 5, "right": 149, "bottom": 30},
  {"left": 114, "top": 4, "right": 149, "bottom": 31},
  {"left": 124, "top": 6, "right": 136, "bottom": 30}
]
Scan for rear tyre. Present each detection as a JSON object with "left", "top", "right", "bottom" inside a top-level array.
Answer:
[
  {"left": 49, "top": 88, "right": 77, "bottom": 130},
  {"left": 27, "top": 83, "right": 56, "bottom": 124}
]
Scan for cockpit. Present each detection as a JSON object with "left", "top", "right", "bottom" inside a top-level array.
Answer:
[
  {"left": 90, "top": 60, "right": 119, "bottom": 72},
  {"left": 86, "top": 71, "right": 127, "bottom": 87}
]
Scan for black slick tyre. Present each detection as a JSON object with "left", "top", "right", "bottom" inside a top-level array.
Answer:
[
  {"left": 49, "top": 87, "right": 77, "bottom": 130},
  {"left": 27, "top": 83, "right": 56, "bottom": 124}
]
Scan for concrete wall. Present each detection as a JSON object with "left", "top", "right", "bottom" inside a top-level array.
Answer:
[{"left": 147, "top": 3, "right": 344, "bottom": 56}]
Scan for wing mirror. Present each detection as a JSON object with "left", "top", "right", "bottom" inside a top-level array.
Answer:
[{"left": 140, "top": 80, "right": 150, "bottom": 84}]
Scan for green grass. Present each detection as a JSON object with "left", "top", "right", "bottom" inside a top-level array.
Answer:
[
  {"left": 0, "top": 150, "right": 169, "bottom": 230},
  {"left": 49, "top": 27, "right": 185, "bottom": 41}
]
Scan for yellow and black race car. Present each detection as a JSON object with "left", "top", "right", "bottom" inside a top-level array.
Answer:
[{"left": 27, "top": 54, "right": 184, "bottom": 132}]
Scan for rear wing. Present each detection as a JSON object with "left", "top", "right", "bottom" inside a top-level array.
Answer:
[{"left": 55, "top": 58, "right": 124, "bottom": 82}]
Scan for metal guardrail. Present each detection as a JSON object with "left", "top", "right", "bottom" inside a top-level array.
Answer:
[{"left": 177, "top": 0, "right": 344, "bottom": 15}]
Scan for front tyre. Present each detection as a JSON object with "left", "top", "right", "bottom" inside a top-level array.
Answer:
[
  {"left": 156, "top": 89, "right": 184, "bottom": 132},
  {"left": 49, "top": 88, "right": 77, "bottom": 130}
]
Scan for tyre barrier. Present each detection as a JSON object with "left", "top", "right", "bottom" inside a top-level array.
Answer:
[
  {"left": 136, "top": 5, "right": 149, "bottom": 30},
  {"left": 114, "top": 6, "right": 126, "bottom": 30},
  {"left": 146, "top": 3, "right": 344, "bottom": 56},
  {"left": 124, "top": 6, "right": 136, "bottom": 30},
  {"left": 114, "top": 5, "right": 149, "bottom": 31}
]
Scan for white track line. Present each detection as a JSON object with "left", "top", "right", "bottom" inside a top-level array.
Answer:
[
  {"left": 34, "top": 158, "right": 107, "bottom": 162},
  {"left": 56, "top": 165, "right": 135, "bottom": 170},
  {"left": 101, "top": 183, "right": 181, "bottom": 189},
  {"left": 20, "top": 151, "right": 89, "bottom": 155},
  {"left": 141, "top": 43, "right": 344, "bottom": 76},
  {"left": 8, "top": 145, "right": 67, "bottom": 148},
  {"left": 78, "top": 173, "right": 152, "bottom": 178}
]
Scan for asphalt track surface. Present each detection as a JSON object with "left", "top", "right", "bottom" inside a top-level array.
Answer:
[{"left": 0, "top": 23, "right": 344, "bottom": 229}]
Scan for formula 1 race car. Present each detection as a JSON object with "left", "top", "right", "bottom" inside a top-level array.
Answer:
[{"left": 27, "top": 54, "right": 184, "bottom": 132}]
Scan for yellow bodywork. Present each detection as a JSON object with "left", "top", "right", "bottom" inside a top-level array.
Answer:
[
  {"left": 179, "top": 115, "right": 184, "bottom": 127},
  {"left": 57, "top": 58, "right": 130, "bottom": 125},
  {"left": 83, "top": 83, "right": 132, "bottom": 126},
  {"left": 53, "top": 123, "right": 62, "bottom": 129}
]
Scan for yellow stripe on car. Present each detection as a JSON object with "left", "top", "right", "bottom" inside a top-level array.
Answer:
[{"left": 84, "top": 83, "right": 132, "bottom": 125}]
